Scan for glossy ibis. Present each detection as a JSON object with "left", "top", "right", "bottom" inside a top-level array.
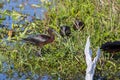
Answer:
[
  {"left": 59, "top": 25, "right": 71, "bottom": 37},
  {"left": 101, "top": 41, "right": 120, "bottom": 58},
  {"left": 23, "top": 28, "right": 55, "bottom": 56},
  {"left": 73, "top": 19, "right": 85, "bottom": 30}
]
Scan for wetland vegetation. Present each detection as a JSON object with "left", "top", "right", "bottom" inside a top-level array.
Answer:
[{"left": 0, "top": 0, "right": 120, "bottom": 79}]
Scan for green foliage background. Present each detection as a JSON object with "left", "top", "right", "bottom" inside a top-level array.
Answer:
[{"left": 0, "top": 0, "right": 120, "bottom": 79}]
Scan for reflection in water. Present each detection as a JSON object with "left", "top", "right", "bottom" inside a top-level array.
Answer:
[
  {"left": 2, "top": 16, "right": 12, "bottom": 29},
  {"left": 0, "top": 73, "right": 7, "bottom": 80},
  {"left": 1, "top": 0, "right": 47, "bottom": 29}
]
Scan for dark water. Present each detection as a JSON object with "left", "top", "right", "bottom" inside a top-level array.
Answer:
[{"left": 0, "top": 0, "right": 56, "bottom": 80}]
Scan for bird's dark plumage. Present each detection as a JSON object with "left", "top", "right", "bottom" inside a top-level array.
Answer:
[
  {"left": 73, "top": 19, "right": 85, "bottom": 30},
  {"left": 23, "top": 28, "right": 55, "bottom": 47},
  {"left": 23, "top": 35, "right": 50, "bottom": 45},
  {"left": 101, "top": 41, "right": 120, "bottom": 53},
  {"left": 59, "top": 26, "right": 71, "bottom": 37}
]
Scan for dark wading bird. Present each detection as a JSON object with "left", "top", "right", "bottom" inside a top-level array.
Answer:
[
  {"left": 73, "top": 19, "right": 85, "bottom": 30},
  {"left": 101, "top": 41, "right": 120, "bottom": 58},
  {"left": 23, "top": 28, "right": 55, "bottom": 56},
  {"left": 59, "top": 25, "right": 71, "bottom": 37}
]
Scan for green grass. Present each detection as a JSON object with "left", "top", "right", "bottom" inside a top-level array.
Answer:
[{"left": 0, "top": 0, "right": 120, "bottom": 79}]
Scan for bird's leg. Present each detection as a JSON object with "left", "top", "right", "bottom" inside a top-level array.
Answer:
[
  {"left": 36, "top": 48, "right": 42, "bottom": 57},
  {"left": 110, "top": 53, "right": 114, "bottom": 59}
]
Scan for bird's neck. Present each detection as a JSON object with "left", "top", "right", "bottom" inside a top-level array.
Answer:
[{"left": 47, "top": 32, "right": 55, "bottom": 42}]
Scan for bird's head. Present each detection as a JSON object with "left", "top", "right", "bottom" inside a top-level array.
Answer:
[{"left": 48, "top": 28, "right": 54, "bottom": 34}]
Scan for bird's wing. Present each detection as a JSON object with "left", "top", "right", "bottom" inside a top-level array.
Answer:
[
  {"left": 101, "top": 41, "right": 120, "bottom": 53},
  {"left": 113, "top": 41, "right": 120, "bottom": 45},
  {"left": 23, "top": 34, "right": 51, "bottom": 45},
  {"left": 23, "top": 37, "right": 40, "bottom": 45},
  {"left": 33, "top": 35, "right": 50, "bottom": 42}
]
